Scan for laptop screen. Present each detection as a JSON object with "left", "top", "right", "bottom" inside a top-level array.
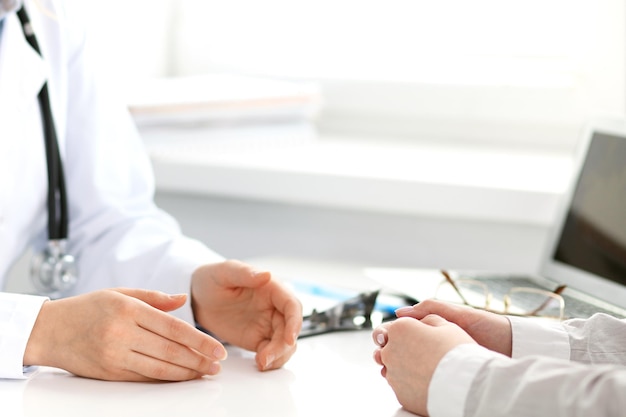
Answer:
[{"left": 552, "top": 131, "right": 626, "bottom": 287}]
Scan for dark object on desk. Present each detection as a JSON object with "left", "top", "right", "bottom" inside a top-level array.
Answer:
[
  {"left": 298, "top": 290, "right": 418, "bottom": 338},
  {"left": 299, "top": 290, "right": 379, "bottom": 338}
]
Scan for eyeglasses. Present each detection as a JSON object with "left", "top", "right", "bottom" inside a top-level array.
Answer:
[{"left": 435, "top": 270, "right": 567, "bottom": 320}]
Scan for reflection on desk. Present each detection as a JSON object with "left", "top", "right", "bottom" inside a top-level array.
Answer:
[{"left": 2, "top": 331, "right": 413, "bottom": 417}]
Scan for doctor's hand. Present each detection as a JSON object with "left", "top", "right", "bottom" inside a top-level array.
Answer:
[
  {"left": 23, "top": 288, "right": 228, "bottom": 381},
  {"left": 372, "top": 316, "right": 477, "bottom": 417},
  {"left": 190, "top": 260, "right": 302, "bottom": 371},
  {"left": 394, "top": 299, "right": 513, "bottom": 357}
]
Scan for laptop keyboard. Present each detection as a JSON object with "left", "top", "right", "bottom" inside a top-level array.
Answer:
[{"left": 468, "top": 275, "right": 626, "bottom": 320}]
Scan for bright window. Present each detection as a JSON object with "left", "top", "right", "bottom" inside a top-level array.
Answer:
[{"left": 72, "top": 0, "right": 626, "bottom": 151}]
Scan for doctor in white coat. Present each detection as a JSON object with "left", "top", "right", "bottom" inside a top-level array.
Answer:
[{"left": 0, "top": 0, "right": 301, "bottom": 381}]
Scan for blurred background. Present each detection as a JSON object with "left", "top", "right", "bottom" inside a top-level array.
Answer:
[
  {"left": 73, "top": 0, "right": 625, "bottom": 150},
  {"left": 11, "top": 0, "right": 620, "bottom": 288}
]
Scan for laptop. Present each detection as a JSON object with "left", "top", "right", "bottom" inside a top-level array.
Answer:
[{"left": 366, "top": 120, "right": 626, "bottom": 320}]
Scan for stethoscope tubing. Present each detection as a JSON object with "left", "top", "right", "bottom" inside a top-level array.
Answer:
[
  {"left": 16, "top": 5, "right": 77, "bottom": 297},
  {"left": 17, "top": 6, "right": 69, "bottom": 241}
]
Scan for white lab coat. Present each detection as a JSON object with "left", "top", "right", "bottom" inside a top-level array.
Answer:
[{"left": 0, "top": 0, "right": 223, "bottom": 378}]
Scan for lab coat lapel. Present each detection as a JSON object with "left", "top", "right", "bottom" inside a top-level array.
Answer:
[
  {"left": 0, "top": 11, "right": 47, "bottom": 143},
  {"left": 0, "top": 11, "right": 47, "bottom": 221}
]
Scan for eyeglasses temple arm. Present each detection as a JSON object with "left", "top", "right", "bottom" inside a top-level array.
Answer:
[
  {"left": 440, "top": 270, "right": 472, "bottom": 307},
  {"left": 527, "top": 284, "right": 567, "bottom": 316}
]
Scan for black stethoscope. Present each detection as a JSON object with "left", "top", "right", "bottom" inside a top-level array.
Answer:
[{"left": 17, "top": 6, "right": 78, "bottom": 296}]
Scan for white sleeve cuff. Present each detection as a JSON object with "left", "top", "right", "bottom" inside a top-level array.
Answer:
[
  {"left": 0, "top": 293, "right": 48, "bottom": 379},
  {"left": 509, "top": 316, "right": 570, "bottom": 360},
  {"left": 428, "top": 343, "right": 506, "bottom": 417}
]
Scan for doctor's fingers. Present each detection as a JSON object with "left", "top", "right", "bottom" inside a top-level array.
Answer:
[
  {"left": 254, "top": 313, "right": 298, "bottom": 371},
  {"left": 133, "top": 304, "right": 228, "bottom": 364},
  {"left": 255, "top": 336, "right": 296, "bottom": 372},
  {"left": 113, "top": 287, "right": 188, "bottom": 313},
  {"left": 256, "top": 339, "right": 297, "bottom": 372},
  {"left": 269, "top": 284, "right": 303, "bottom": 345},
  {"left": 125, "top": 328, "right": 224, "bottom": 380},
  {"left": 107, "top": 351, "right": 205, "bottom": 382}
]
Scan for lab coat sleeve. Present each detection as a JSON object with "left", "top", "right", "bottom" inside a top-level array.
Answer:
[
  {"left": 562, "top": 313, "right": 626, "bottom": 365},
  {"left": 461, "top": 351, "right": 626, "bottom": 417},
  {"left": 427, "top": 314, "right": 626, "bottom": 417},
  {"left": 50, "top": 3, "right": 224, "bottom": 324},
  {"left": 428, "top": 344, "right": 507, "bottom": 417},
  {"left": 0, "top": 293, "right": 48, "bottom": 379},
  {"left": 510, "top": 313, "right": 626, "bottom": 365},
  {"left": 508, "top": 315, "right": 570, "bottom": 360}
]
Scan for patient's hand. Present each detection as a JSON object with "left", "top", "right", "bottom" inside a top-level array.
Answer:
[
  {"left": 372, "top": 315, "right": 476, "bottom": 416},
  {"left": 395, "top": 299, "right": 513, "bottom": 357}
]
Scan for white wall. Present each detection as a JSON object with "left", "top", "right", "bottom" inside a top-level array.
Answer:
[
  {"left": 170, "top": 1, "right": 626, "bottom": 151},
  {"left": 5, "top": 189, "right": 550, "bottom": 293},
  {"left": 153, "top": 192, "right": 550, "bottom": 273},
  {"left": 64, "top": 0, "right": 175, "bottom": 79},
  {"left": 67, "top": 1, "right": 626, "bottom": 151}
]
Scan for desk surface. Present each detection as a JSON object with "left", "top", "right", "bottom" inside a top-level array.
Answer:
[
  {"left": 2, "top": 331, "right": 412, "bottom": 417},
  {"left": 2, "top": 256, "right": 414, "bottom": 417}
]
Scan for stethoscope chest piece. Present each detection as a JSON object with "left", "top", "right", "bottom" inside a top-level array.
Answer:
[{"left": 31, "top": 240, "right": 78, "bottom": 297}]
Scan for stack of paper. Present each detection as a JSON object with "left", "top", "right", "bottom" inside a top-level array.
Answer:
[{"left": 125, "top": 73, "right": 322, "bottom": 128}]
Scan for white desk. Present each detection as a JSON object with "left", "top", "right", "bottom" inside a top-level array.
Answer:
[
  {"left": 2, "top": 331, "right": 411, "bottom": 417},
  {"left": 2, "top": 256, "right": 414, "bottom": 417}
]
